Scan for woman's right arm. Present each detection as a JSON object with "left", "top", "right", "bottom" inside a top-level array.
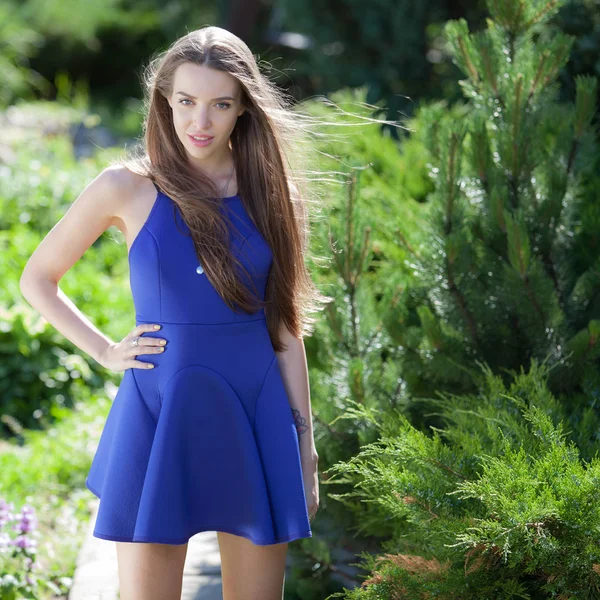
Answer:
[{"left": 19, "top": 166, "right": 161, "bottom": 370}]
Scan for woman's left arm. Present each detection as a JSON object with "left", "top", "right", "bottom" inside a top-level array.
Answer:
[
  {"left": 275, "top": 323, "right": 319, "bottom": 519},
  {"left": 274, "top": 324, "right": 318, "bottom": 463}
]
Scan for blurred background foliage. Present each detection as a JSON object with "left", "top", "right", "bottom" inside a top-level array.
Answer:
[{"left": 2, "top": 0, "right": 599, "bottom": 135}]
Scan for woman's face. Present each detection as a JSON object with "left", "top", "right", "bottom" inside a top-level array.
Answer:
[{"left": 167, "top": 62, "right": 245, "bottom": 166}]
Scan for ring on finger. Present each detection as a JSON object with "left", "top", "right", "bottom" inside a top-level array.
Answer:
[{"left": 132, "top": 336, "right": 140, "bottom": 348}]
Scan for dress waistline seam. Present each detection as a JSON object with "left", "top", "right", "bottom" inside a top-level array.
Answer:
[{"left": 135, "top": 317, "right": 266, "bottom": 326}]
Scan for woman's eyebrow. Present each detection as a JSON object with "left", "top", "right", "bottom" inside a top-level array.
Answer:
[{"left": 175, "top": 91, "right": 235, "bottom": 101}]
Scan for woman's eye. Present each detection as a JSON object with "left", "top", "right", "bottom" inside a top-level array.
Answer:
[{"left": 178, "top": 100, "right": 230, "bottom": 109}]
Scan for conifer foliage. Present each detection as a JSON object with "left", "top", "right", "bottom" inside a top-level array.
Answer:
[
  {"left": 382, "top": 0, "right": 599, "bottom": 410},
  {"left": 327, "top": 361, "right": 600, "bottom": 598},
  {"left": 324, "top": 1, "right": 600, "bottom": 598}
]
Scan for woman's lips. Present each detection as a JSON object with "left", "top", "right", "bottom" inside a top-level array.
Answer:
[{"left": 187, "top": 134, "right": 214, "bottom": 147}]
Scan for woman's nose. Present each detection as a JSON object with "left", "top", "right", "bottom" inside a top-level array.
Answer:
[{"left": 193, "top": 109, "right": 211, "bottom": 129}]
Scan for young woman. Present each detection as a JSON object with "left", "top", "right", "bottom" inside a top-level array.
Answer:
[{"left": 19, "top": 25, "right": 334, "bottom": 600}]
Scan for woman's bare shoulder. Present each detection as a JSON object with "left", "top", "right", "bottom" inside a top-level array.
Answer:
[
  {"left": 98, "top": 165, "right": 156, "bottom": 226},
  {"left": 19, "top": 165, "right": 152, "bottom": 285},
  {"left": 101, "top": 164, "right": 151, "bottom": 204}
]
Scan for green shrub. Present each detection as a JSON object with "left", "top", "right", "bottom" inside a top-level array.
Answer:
[
  {"left": 326, "top": 361, "right": 600, "bottom": 599},
  {"left": 0, "top": 302, "right": 105, "bottom": 437}
]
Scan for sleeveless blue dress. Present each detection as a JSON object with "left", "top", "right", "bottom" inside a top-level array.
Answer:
[{"left": 85, "top": 183, "right": 312, "bottom": 546}]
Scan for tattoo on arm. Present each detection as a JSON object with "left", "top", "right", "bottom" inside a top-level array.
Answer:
[{"left": 291, "top": 408, "right": 309, "bottom": 435}]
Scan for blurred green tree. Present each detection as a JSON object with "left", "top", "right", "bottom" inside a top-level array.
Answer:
[
  {"left": 270, "top": 0, "right": 600, "bottom": 137},
  {"left": 0, "top": 3, "right": 47, "bottom": 107}
]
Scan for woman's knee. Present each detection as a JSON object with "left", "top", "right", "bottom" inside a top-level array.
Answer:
[
  {"left": 217, "top": 531, "right": 288, "bottom": 600},
  {"left": 116, "top": 541, "right": 189, "bottom": 600}
]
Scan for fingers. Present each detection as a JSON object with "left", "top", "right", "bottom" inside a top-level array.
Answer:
[
  {"left": 132, "top": 323, "right": 162, "bottom": 337},
  {"left": 130, "top": 359, "right": 157, "bottom": 370},
  {"left": 128, "top": 340, "right": 166, "bottom": 354},
  {"left": 129, "top": 324, "right": 167, "bottom": 350},
  {"left": 127, "top": 323, "right": 168, "bottom": 369}
]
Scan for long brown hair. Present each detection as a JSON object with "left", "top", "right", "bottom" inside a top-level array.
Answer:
[{"left": 117, "top": 25, "right": 399, "bottom": 352}]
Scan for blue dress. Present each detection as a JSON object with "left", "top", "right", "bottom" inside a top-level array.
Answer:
[{"left": 85, "top": 182, "right": 312, "bottom": 546}]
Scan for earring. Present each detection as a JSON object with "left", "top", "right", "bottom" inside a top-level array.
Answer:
[{"left": 196, "top": 263, "right": 204, "bottom": 275}]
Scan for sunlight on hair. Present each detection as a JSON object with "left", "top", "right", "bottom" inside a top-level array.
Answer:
[{"left": 116, "top": 25, "right": 407, "bottom": 351}]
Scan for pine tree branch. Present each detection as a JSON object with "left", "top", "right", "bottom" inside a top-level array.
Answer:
[
  {"left": 527, "top": 50, "right": 549, "bottom": 104},
  {"left": 444, "top": 132, "right": 459, "bottom": 235},
  {"left": 479, "top": 44, "right": 505, "bottom": 111},
  {"left": 535, "top": 143, "right": 577, "bottom": 314},
  {"left": 351, "top": 360, "right": 366, "bottom": 404},
  {"left": 424, "top": 456, "right": 469, "bottom": 481},
  {"left": 537, "top": 118, "right": 585, "bottom": 311},
  {"left": 330, "top": 170, "right": 372, "bottom": 361},
  {"left": 542, "top": 38, "right": 572, "bottom": 89},
  {"left": 492, "top": 241, "right": 549, "bottom": 341},
  {"left": 523, "top": 272, "right": 547, "bottom": 328},
  {"left": 394, "top": 491, "right": 440, "bottom": 519},
  {"left": 508, "top": 173, "right": 519, "bottom": 211},
  {"left": 397, "top": 228, "right": 422, "bottom": 260},
  {"left": 356, "top": 226, "right": 371, "bottom": 285},
  {"left": 497, "top": 520, "right": 548, "bottom": 541},
  {"left": 442, "top": 131, "right": 480, "bottom": 347},
  {"left": 345, "top": 171, "right": 358, "bottom": 279},
  {"left": 471, "top": 125, "right": 491, "bottom": 199},
  {"left": 511, "top": 74, "right": 524, "bottom": 198},
  {"left": 446, "top": 259, "right": 480, "bottom": 347},
  {"left": 457, "top": 35, "right": 480, "bottom": 84},
  {"left": 514, "top": 0, "right": 525, "bottom": 30},
  {"left": 566, "top": 138, "right": 579, "bottom": 176},
  {"left": 507, "top": 115, "right": 533, "bottom": 212},
  {"left": 523, "top": 0, "right": 561, "bottom": 29},
  {"left": 536, "top": 174, "right": 567, "bottom": 310},
  {"left": 348, "top": 282, "right": 359, "bottom": 356},
  {"left": 540, "top": 253, "right": 563, "bottom": 310},
  {"left": 508, "top": 30, "right": 516, "bottom": 64},
  {"left": 325, "top": 302, "right": 353, "bottom": 355}
]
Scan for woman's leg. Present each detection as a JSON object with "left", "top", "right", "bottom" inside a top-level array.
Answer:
[
  {"left": 116, "top": 541, "right": 189, "bottom": 600},
  {"left": 217, "top": 531, "right": 288, "bottom": 600}
]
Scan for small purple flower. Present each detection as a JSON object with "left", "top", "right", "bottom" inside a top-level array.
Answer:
[
  {"left": 15, "top": 511, "right": 37, "bottom": 534},
  {"left": 12, "top": 534, "right": 37, "bottom": 550},
  {"left": 13, "top": 535, "right": 29, "bottom": 549}
]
